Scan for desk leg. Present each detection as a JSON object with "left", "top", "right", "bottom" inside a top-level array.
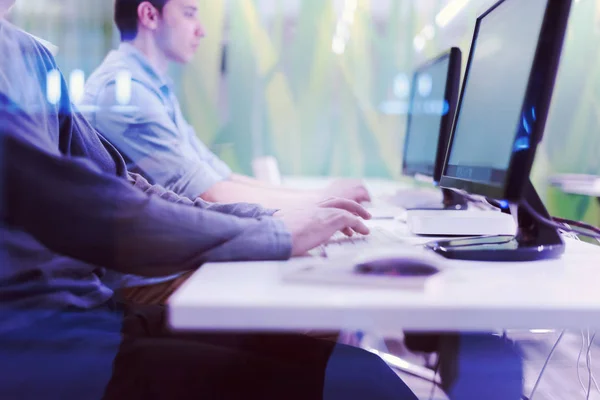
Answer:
[{"left": 438, "top": 334, "right": 523, "bottom": 400}]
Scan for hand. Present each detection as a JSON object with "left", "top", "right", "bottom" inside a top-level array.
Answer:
[
  {"left": 274, "top": 198, "right": 371, "bottom": 257},
  {"left": 322, "top": 179, "right": 372, "bottom": 203},
  {"left": 315, "top": 197, "right": 372, "bottom": 220}
]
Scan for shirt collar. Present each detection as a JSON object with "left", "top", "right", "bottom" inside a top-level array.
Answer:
[{"left": 118, "top": 42, "right": 173, "bottom": 91}]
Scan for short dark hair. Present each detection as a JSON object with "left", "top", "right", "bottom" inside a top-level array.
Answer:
[{"left": 114, "top": 0, "right": 169, "bottom": 42}]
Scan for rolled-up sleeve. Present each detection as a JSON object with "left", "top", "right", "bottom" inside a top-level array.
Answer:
[{"left": 91, "top": 82, "right": 227, "bottom": 199}]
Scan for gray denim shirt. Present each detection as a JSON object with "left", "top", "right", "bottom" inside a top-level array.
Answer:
[{"left": 0, "top": 21, "right": 291, "bottom": 331}]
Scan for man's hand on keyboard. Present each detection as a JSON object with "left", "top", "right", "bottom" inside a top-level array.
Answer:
[
  {"left": 274, "top": 199, "right": 371, "bottom": 257},
  {"left": 315, "top": 198, "right": 372, "bottom": 220},
  {"left": 320, "top": 179, "right": 372, "bottom": 204}
]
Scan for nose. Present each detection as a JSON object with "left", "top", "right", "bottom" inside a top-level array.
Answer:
[{"left": 195, "top": 21, "right": 205, "bottom": 38}]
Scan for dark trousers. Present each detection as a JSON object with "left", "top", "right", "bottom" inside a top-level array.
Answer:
[
  {"left": 0, "top": 303, "right": 418, "bottom": 400},
  {"left": 405, "top": 332, "right": 524, "bottom": 400}
]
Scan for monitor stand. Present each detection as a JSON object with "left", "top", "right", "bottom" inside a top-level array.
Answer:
[
  {"left": 425, "top": 180, "right": 565, "bottom": 262},
  {"left": 440, "top": 188, "right": 469, "bottom": 210}
]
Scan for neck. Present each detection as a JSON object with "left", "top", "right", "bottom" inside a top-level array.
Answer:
[
  {"left": 127, "top": 33, "right": 168, "bottom": 75},
  {"left": 0, "top": 2, "right": 13, "bottom": 18}
]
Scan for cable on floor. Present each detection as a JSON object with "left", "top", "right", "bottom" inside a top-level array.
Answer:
[{"left": 529, "top": 330, "right": 566, "bottom": 400}]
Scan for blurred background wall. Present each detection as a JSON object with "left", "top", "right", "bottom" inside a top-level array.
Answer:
[{"left": 6, "top": 0, "right": 600, "bottom": 224}]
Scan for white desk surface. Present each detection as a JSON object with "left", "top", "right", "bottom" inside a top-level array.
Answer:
[
  {"left": 549, "top": 174, "right": 600, "bottom": 197},
  {"left": 169, "top": 178, "right": 600, "bottom": 333},
  {"left": 560, "top": 186, "right": 600, "bottom": 198}
]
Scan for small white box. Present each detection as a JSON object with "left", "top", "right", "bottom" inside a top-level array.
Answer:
[{"left": 407, "top": 209, "right": 516, "bottom": 236}]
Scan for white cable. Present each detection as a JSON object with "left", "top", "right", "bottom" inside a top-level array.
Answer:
[
  {"left": 587, "top": 331, "right": 597, "bottom": 400},
  {"left": 529, "top": 330, "right": 566, "bottom": 400},
  {"left": 590, "top": 331, "right": 600, "bottom": 393},
  {"left": 579, "top": 330, "right": 588, "bottom": 393},
  {"left": 590, "top": 332, "right": 600, "bottom": 393},
  {"left": 587, "top": 329, "right": 592, "bottom": 400}
]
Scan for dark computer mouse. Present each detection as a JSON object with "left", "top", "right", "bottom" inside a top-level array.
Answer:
[{"left": 354, "top": 252, "right": 441, "bottom": 277}]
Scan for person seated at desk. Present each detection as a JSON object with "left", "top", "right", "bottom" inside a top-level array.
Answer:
[
  {"left": 82, "top": 0, "right": 370, "bottom": 210},
  {"left": 79, "top": 0, "right": 373, "bottom": 305},
  {"left": 0, "top": 6, "right": 418, "bottom": 400}
]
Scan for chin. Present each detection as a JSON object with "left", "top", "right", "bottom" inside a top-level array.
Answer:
[{"left": 175, "top": 53, "right": 194, "bottom": 64}]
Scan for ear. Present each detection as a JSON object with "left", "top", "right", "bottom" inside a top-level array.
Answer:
[{"left": 137, "top": 1, "right": 161, "bottom": 31}]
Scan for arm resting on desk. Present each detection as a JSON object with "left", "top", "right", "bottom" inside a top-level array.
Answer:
[
  {"left": 1, "top": 135, "right": 292, "bottom": 278},
  {"left": 128, "top": 172, "right": 279, "bottom": 219},
  {"left": 200, "top": 178, "right": 322, "bottom": 209}
]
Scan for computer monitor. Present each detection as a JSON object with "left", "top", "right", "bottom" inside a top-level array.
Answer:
[
  {"left": 400, "top": 48, "right": 466, "bottom": 210},
  {"left": 428, "top": 0, "right": 572, "bottom": 261}
]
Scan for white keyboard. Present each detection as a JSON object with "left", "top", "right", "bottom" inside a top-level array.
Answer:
[{"left": 310, "top": 227, "right": 405, "bottom": 258}]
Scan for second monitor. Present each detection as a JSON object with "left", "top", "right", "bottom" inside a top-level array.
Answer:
[{"left": 393, "top": 47, "right": 467, "bottom": 210}]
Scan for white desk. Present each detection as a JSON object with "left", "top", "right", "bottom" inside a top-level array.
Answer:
[
  {"left": 169, "top": 214, "right": 600, "bottom": 333},
  {"left": 549, "top": 174, "right": 600, "bottom": 199}
]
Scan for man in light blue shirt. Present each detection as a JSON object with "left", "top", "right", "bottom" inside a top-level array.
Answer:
[
  {"left": 80, "top": 0, "right": 374, "bottom": 298},
  {"left": 83, "top": 0, "right": 371, "bottom": 209}
]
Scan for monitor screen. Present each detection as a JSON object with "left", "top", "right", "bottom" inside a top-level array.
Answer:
[
  {"left": 403, "top": 56, "right": 452, "bottom": 178},
  {"left": 444, "top": 0, "right": 547, "bottom": 186}
]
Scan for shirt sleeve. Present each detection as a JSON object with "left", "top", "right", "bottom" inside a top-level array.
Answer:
[
  {"left": 0, "top": 98, "right": 292, "bottom": 278},
  {"left": 127, "top": 172, "right": 279, "bottom": 219},
  {"left": 90, "top": 81, "right": 228, "bottom": 199},
  {"left": 186, "top": 122, "right": 233, "bottom": 179}
]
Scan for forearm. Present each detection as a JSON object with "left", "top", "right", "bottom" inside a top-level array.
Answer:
[
  {"left": 2, "top": 134, "right": 292, "bottom": 277},
  {"left": 231, "top": 173, "right": 323, "bottom": 194},
  {"left": 231, "top": 173, "right": 282, "bottom": 189},
  {"left": 128, "top": 173, "right": 276, "bottom": 218},
  {"left": 201, "top": 179, "right": 321, "bottom": 209}
]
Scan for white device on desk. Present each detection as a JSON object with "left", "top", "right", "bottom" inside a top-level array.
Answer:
[{"left": 407, "top": 209, "right": 516, "bottom": 236}]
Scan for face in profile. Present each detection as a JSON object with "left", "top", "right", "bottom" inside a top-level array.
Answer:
[{"left": 155, "top": 0, "right": 205, "bottom": 64}]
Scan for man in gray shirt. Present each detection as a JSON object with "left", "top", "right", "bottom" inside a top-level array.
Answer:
[
  {"left": 0, "top": 3, "right": 424, "bottom": 399},
  {"left": 0, "top": 2, "right": 523, "bottom": 399},
  {"left": 83, "top": 0, "right": 371, "bottom": 210}
]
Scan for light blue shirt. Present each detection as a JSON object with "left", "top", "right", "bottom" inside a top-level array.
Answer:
[
  {"left": 82, "top": 43, "right": 235, "bottom": 288},
  {"left": 82, "top": 43, "right": 232, "bottom": 201}
]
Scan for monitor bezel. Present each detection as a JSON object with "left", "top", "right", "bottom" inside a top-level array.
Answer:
[
  {"left": 401, "top": 47, "right": 462, "bottom": 183},
  {"left": 439, "top": 0, "right": 572, "bottom": 202}
]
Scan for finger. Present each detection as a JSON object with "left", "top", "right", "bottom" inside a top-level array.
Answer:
[
  {"left": 317, "top": 196, "right": 337, "bottom": 206},
  {"left": 355, "top": 187, "right": 372, "bottom": 203},
  {"left": 320, "top": 198, "right": 372, "bottom": 220},
  {"left": 341, "top": 227, "right": 354, "bottom": 237},
  {"left": 340, "top": 214, "right": 371, "bottom": 236},
  {"left": 361, "top": 189, "right": 372, "bottom": 202}
]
